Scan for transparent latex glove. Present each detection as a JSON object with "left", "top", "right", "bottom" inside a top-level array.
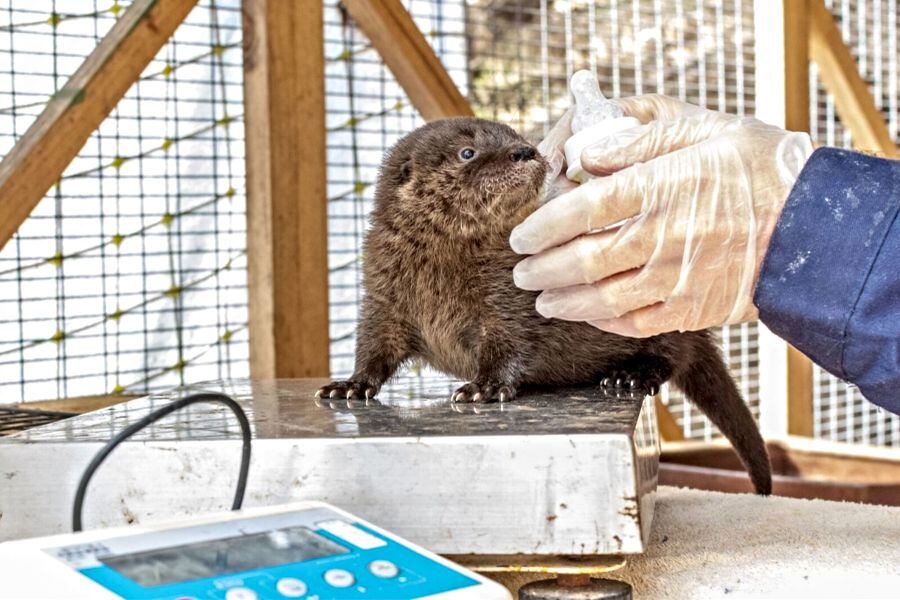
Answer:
[
  {"left": 510, "top": 95, "right": 814, "bottom": 337},
  {"left": 537, "top": 107, "right": 578, "bottom": 202}
]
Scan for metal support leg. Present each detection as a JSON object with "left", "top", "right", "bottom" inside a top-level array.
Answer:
[{"left": 518, "top": 573, "right": 632, "bottom": 600}]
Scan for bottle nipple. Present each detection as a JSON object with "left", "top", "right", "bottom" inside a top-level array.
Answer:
[
  {"left": 570, "top": 70, "right": 623, "bottom": 133},
  {"left": 563, "top": 70, "right": 639, "bottom": 183}
]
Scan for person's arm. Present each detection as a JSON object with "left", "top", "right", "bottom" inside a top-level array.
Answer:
[
  {"left": 754, "top": 147, "right": 900, "bottom": 413},
  {"left": 514, "top": 95, "right": 899, "bottom": 413}
]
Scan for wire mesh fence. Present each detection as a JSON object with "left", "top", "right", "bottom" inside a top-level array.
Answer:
[
  {"left": 0, "top": 0, "right": 248, "bottom": 404},
  {"left": 0, "top": 0, "right": 895, "bottom": 447},
  {"left": 0, "top": 0, "right": 774, "bottom": 440},
  {"left": 808, "top": 0, "right": 900, "bottom": 446}
]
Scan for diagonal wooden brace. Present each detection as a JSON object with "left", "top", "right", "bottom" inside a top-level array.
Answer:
[
  {"left": 0, "top": 0, "right": 199, "bottom": 252},
  {"left": 342, "top": 0, "right": 474, "bottom": 121},
  {"left": 809, "top": 0, "right": 898, "bottom": 157}
]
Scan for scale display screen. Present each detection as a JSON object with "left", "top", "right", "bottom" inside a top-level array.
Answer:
[{"left": 99, "top": 526, "right": 349, "bottom": 587}]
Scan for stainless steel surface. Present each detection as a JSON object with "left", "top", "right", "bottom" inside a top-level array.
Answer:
[
  {"left": 7, "top": 378, "right": 648, "bottom": 441},
  {"left": 0, "top": 377, "right": 659, "bottom": 556}
]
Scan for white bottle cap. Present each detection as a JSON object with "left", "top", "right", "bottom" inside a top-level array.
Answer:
[{"left": 563, "top": 70, "right": 641, "bottom": 183}]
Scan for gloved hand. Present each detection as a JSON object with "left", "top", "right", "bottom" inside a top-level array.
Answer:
[{"left": 511, "top": 94, "right": 814, "bottom": 337}]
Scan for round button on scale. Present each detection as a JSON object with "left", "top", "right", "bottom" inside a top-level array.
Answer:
[
  {"left": 323, "top": 568, "right": 355, "bottom": 588},
  {"left": 368, "top": 560, "right": 400, "bottom": 579},
  {"left": 276, "top": 577, "right": 308, "bottom": 598},
  {"left": 224, "top": 588, "right": 258, "bottom": 600}
]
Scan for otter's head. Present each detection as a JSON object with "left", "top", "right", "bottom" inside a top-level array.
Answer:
[{"left": 376, "top": 117, "right": 548, "bottom": 237}]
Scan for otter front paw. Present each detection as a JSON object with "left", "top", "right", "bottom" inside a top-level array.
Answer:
[
  {"left": 600, "top": 372, "right": 661, "bottom": 396},
  {"left": 451, "top": 381, "right": 516, "bottom": 403},
  {"left": 315, "top": 380, "right": 379, "bottom": 400}
]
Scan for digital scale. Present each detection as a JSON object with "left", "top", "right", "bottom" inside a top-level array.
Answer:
[{"left": 0, "top": 501, "right": 510, "bottom": 599}]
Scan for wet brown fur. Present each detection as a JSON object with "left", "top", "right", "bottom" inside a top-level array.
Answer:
[{"left": 318, "top": 117, "right": 771, "bottom": 495}]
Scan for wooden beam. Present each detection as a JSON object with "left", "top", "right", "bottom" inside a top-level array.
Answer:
[
  {"left": 243, "top": 0, "right": 331, "bottom": 378},
  {"left": 0, "top": 0, "right": 199, "bottom": 252},
  {"left": 342, "top": 0, "right": 473, "bottom": 121},
  {"left": 14, "top": 394, "right": 140, "bottom": 415},
  {"left": 782, "top": 0, "right": 810, "bottom": 133},
  {"left": 787, "top": 346, "right": 814, "bottom": 436},
  {"left": 655, "top": 396, "right": 685, "bottom": 442},
  {"left": 809, "top": 0, "right": 898, "bottom": 156}
]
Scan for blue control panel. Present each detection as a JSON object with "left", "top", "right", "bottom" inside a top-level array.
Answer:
[{"left": 45, "top": 507, "right": 481, "bottom": 600}]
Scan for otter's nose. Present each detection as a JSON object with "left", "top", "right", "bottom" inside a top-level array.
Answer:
[{"left": 510, "top": 146, "right": 537, "bottom": 162}]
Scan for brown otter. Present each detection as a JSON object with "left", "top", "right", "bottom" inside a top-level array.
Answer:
[{"left": 317, "top": 117, "right": 771, "bottom": 495}]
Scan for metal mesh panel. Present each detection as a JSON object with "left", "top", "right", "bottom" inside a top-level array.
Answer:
[
  {"left": 808, "top": 0, "right": 900, "bottom": 446},
  {"left": 325, "top": 0, "right": 760, "bottom": 440},
  {"left": 0, "top": 1, "right": 248, "bottom": 404},
  {"left": 1, "top": 0, "right": 766, "bottom": 431}
]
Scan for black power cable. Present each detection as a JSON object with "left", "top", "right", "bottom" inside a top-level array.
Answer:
[{"left": 72, "top": 392, "right": 251, "bottom": 532}]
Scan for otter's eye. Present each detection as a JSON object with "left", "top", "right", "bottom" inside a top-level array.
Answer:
[{"left": 458, "top": 147, "right": 476, "bottom": 161}]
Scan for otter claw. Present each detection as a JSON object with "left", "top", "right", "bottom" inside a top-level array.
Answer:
[
  {"left": 600, "top": 373, "right": 647, "bottom": 395},
  {"left": 316, "top": 380, "right": 379, "bottom": 401},
  {"left": 452, "top": 382, "right": 516, "bottom": 403},
  {"left": 598, "top": 371, "right": 665, "bottom": 397}
]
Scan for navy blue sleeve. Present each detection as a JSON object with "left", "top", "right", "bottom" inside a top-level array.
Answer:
[{"left": 753, "top": 147, "right": 900, "bottom": 415}]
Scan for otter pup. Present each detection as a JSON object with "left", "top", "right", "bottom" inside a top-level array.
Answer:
[{"left": 317, "top": 117, "right": 771, "bottom": 495}]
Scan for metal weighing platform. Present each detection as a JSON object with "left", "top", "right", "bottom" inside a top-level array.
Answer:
[{"left": 0, "top": 377, "right": 658, "bottom": 586}]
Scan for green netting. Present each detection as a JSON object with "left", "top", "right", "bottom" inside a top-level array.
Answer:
[
  {"left": 0, "top": 1, "right": 248, "bottom": 401},
  {"left": 3, "top": 0, "right": 895, "bottom": 446}
]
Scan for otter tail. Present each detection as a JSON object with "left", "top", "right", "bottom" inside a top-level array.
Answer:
[{"left": 673, "top": 335, "right": 772, "bottom": 495}]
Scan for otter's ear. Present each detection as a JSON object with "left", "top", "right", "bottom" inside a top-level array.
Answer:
[{"left": 398, "top": 159, "right": 413, "bottom": 184}]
